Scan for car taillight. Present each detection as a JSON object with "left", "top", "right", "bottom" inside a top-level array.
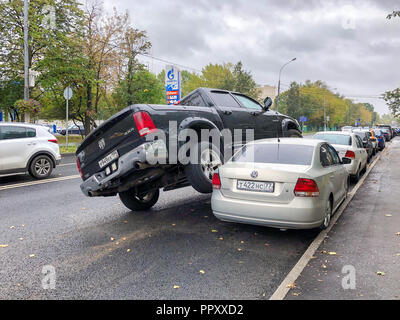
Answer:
[
  {"left": 344, "top": 150, "right": 355, "bottom": 159},
  {"left": 212, "top": 173, "right": 221, "bottom": 190},
  {"left": 48, "top": 138, "right": 58, "bottom": 144},
  {"left": 133, "top": 111, "right": 156, "bottom": 137},
  {"left": 76, "top": 157, "right": 83, "bottom": 178},
  {"left": 294, "top": 178, "right": 319, "bottom": 197}
]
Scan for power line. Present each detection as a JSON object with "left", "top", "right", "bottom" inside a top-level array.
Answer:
[{"left": 137, "top": 53, "right": 202, "bottom": 73}]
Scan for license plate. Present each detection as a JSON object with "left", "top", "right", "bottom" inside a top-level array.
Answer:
[
  {"left": 237, "top": 180, "right": 274, "bottom": 193},
  {"left": 98, "top": 150, "right": 119, "bottom": 169}
]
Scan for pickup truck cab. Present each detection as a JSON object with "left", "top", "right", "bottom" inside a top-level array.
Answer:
[{"left": 76, "top": 88, "right": 302, "bottom": 211}]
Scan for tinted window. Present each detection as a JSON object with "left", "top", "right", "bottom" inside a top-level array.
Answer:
[
  {"left": 320, "top": 144, "right": 334, "bottom": 167},
  {"left": 0, "top": 126, "right": 35, "bottom": 140},
  {"left": 313, "top": 133, "right": 352, "bottom": 146},
  {"left": 355, "top": 136, "right": 363, "bottom": 148},
  {"left": 231, "top": 144, "right": 314, "bottom": 165},
  {"left": 233, "top": 94, "right": 262, "bottom": 110},
  {"left": 328, "top": 145, "right": 340, "bottom": 165},
  {"left": 210, "top": 92, "right": 240, "bottom": 107},
  {"left": 180, "top": 92, "right": 207, "bottom": 107},
  {"left": 27, "top": 128, "right": 36, "bottom": 137},
  {"left": 354, "top": 132, "right": 366, "bottom": 140}
]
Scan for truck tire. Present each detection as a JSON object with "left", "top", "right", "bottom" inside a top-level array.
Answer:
[
  {"left": 184, "top": 141, "right": 222, "bottom": 194},
  {"left": 29, "top": 155, "right": 53, "bottom": 179},
  {"left": 119, "top": 188, "right": 160, "bottom": 211},
  {"left": 287, "top": 129, "right": 303, "bottom": 138}
]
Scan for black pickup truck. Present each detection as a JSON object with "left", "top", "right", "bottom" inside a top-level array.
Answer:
[{"left": 76, "top": 88, "right": 302, "bottom": 211}]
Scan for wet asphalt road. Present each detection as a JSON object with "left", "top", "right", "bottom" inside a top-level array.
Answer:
[{"left": 0, "top": 148, "right": 376, "bottom": 299}]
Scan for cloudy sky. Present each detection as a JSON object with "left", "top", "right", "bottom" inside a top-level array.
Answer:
[{"left": 104, "top": 0, "right": 400, "bottom": 114}]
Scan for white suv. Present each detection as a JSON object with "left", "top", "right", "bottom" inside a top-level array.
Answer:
[{"left": 0, "top": 123, "right": 61, "bottom": 179}]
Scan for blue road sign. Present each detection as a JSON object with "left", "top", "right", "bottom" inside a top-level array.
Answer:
[
  {"left": 299, "top": 116, "right": 308, "bottom": 122},
  {"left": 0, "top": 112, "right": 3, "bottom": 122}
]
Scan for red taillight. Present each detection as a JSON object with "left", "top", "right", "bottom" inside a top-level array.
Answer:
[
  {"left": 133, "top": 111, "right": 156, "bottom": 137},
  {"left": 344, "top": 150, "right": 355, "bottom": 159},
  {"left": 212, "top": 173, "right": 221, "bottom": 190},
  {"left": 76, "top": 157, "right": 83, "bottom": 178},
  {"left": 294, "top": 178, "right": 319, "bottom": 197},
  {"left": 48, "top": 138, "right": 58, "bottom": 144}
]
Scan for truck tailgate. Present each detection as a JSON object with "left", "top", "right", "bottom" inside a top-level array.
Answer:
[{"left": 76, "top": 107, "right": 139, "bottom": 180}]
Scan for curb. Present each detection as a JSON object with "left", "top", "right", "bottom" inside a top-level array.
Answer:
[{"left": 269, "top": 145, "right": 388, "bottom": 300}]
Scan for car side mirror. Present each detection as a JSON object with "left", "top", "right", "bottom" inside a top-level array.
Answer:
[
  {"left": 342, "top": 158, "right": 351, "bottom": 164},
  {"left": 263, "top": 97, "right": 272, "bottom": 111}
]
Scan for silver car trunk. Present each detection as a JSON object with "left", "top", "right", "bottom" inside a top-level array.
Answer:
[{"left": 219, "top": 162, "right": 312, "bottom": 204}]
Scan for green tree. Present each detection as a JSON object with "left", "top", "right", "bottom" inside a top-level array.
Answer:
[{"left": 383, "top": 88, "right": 400, "bottom": 117}]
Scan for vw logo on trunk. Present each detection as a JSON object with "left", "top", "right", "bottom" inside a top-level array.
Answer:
[
  {"left": 251, "top": 171, "right": 258, "bottom": 178},
  {"left": 98, "top": 138, "right": 106, "bottom": 150}
]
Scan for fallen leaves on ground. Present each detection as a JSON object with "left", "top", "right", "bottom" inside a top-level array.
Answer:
[
  {"left": 211, "top": 229, "right": 218, "bottom": 233},
  {"left": 237, "top": 248, "right": 242, "bottom": 251},
  {"left": 376, "top": 271, "right": 386, "bottom": 276},
  {"left": 264, "top": 243, "right": 270, "bottom": 247},
  {"left": 322, "top": 264, "right": 327, "bottom": 269},
  {"left": 110, "top": 237, "right": 115, "bottom": 241},
  {"left": 0, "top": 244, "right": 9, "bottom": 248},
  {"left": 10, "top": 226, "right": 15, "bottom": 229},
  {"left": 328, "top": 252, "right": 337, "bottom": 255},
  {"left": 173, "top": 285, "right": 180, "bottom": 289},
  {"left": 396, "top": 232, "right": 400, "bottom": 236},
  {"left": 199, "top": 270, "right": 205, "bottom": 274},
  {"left": 286, "top": 283, "right": 296, "bottom": 289},
  {"left": 385, "top": 214, "right": 393, "bottom": 217},
  {"left": 126, "top": 249, "right": 131, "bottom": 253},
  {"left": 29, "top": 254, "right": 35, "bottom": 258},
  {"left": 219, "top": 237, "right": 223, "bottom": 240}
]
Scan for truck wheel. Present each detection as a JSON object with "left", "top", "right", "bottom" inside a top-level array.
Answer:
[
  {"left": 287, "top": 129, "right": 303, "bottom": 138},
  {"left": 29, "top": 155, "right": 53, "bottom": 179},
  {"left": 119, "top": 188, "right": 160, "bottom": 211},
  {"left": 184, "top": 141, "right": 222, "bottom": 194}
]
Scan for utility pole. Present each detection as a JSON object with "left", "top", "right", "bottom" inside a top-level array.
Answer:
[
  {"left": 323, "top": 95, "right": 326, "bottom": 131},
  {"left": 23, "top": 0, "right": 30, "bottom": 123}
]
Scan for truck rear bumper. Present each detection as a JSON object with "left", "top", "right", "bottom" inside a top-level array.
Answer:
[{"left": 80, "top": 140, "right": 167, "bottom": 197}]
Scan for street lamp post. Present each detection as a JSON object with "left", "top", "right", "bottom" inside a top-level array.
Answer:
[
  {"left": 324, "top": 87, "right": 337, "bottom": 131},
  {"left": 276, "top": 58, "right": 296, "bottom": 113}
]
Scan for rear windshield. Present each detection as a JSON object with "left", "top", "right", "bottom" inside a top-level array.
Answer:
[
  {"left": 231, "top": 144, "right": 314, "bottom": 165},
  {"left": 313, "top": 133, "right": 351, "bottom": 146}
]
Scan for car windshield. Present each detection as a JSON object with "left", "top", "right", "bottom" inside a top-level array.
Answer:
[
  {"left": 231, "top": 144, "right": 314, "bottom": 165},
  {"left": 313, "top": 133, "right": 352, "bottom": 146},
  {"left": 354, "top": 131, "right": 366, "bottom": 140}
]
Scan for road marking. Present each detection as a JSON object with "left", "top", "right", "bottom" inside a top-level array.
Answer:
[
  {"left": 269, "top": 146, "right": 387, "bottom": 300},
  {"left": 58, "top": 163, "right": 76, "bottom": 167},
  {"left": 0, "top": 175, "right": 80, "bottom": 191}
]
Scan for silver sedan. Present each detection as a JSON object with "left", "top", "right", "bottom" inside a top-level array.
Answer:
[{"left": 211, "top": 138, "right": 350, "bottom": 230}]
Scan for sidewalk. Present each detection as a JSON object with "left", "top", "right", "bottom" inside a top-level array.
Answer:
[{"left": 286, "top": 137, "right": 400, "bottom": 300}]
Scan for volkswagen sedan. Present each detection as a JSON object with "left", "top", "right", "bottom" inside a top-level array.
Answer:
[{"left": 211, "top": 139, "right": 350, "bottom": 230}]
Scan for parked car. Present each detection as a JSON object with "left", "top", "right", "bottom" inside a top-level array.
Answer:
[
  {"left": 312, "top": 131, "right": 368, "bottom": 182},
  {"left": 211, "top": 138, "right": 350, "bottom": 230},
  {"left": 353, "top": 129, "right": 375, "bottom": 160},
  {"left": 61, "top": 125, "right": 85, "bottom": 136},
  {"left": 377, "top": 125, "right": 393, "bottom": 140},
  {"left": 380, "top": 128, "right": 391, "bottom": 141},
  {"left": 76, "top": 88, "right": 302, "bottom": 211},
  {"left": 0, "top": 123, "right": 61, "bottom": 179},
  {"left": 371, "top": 129, "right": 385, "bottom": 151},
  {"left": 341, "top": 126, "right": 353, "bottom": 132}
]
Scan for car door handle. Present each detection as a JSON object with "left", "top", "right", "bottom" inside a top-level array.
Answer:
[
  {"left": 223, "top": 110, "right": 232, "bottom": 115},
  {"left": 27, "top": 142, "right": 37, "bottom": 146}
]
